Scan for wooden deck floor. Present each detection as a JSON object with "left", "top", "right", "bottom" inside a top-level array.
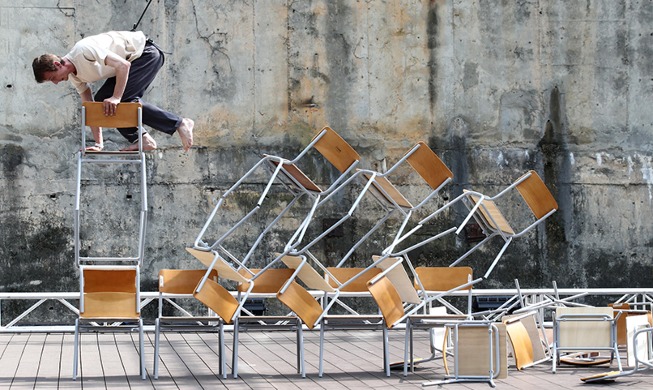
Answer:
[{"left": 0, "top": 329, "right": 651, "bottom": 389}]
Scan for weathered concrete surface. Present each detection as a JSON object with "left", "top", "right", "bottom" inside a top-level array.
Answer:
[{"left": 1, "top": 0, "right": 653, "bottom": 300}]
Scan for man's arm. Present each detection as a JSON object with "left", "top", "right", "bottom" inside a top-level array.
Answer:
[
  {"left": 80, "top": 88, "right": 103, "bottom": 151},
  {"left": 102, "top": 52, "right": 131, "bottom": 116}
]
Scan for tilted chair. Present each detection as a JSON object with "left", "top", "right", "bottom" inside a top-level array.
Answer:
[
  {"left": 153, "top": 269, "right": 224, "bottom": 379},
  {"left": 391, "top": 170, "right": 558, "bottom": 281},
  {"left": 73, "top": 265, "right": 145, "bottom": 380},
  {"left": 193, "top": 126, "right": 361, "bottom": 269}
]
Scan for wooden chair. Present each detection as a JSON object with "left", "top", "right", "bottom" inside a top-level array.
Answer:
[
  {"left": 393, "top": 170, "right": 558, "bottom": 281},
  {"left": 366, "top": 268, "right": 506, "bottom": 385},
  {"left": 75, "top": 102, "right": 147, "bottom": 267},
  {"left": 502, "top": 311, "right": 550, "bottom": 370},
  {"left": 232, "top": 268, "right": 303, "bottom": 378},
  {"left": 153, "top": 269, "right": 224, "bottom": 379},
  {"left": 277, "top": 254, "right": 411, "bottom": 377},
  {"left": 192, "top": 126, "right": 361, "bottom": 270},
  {"left": 73, "top": 266, "right": 145, "bottom": 380}
]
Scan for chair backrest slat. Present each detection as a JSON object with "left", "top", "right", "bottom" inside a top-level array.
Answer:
[
  {"left": 83, "top": 101, "right": 141, "bottom": 128},
  {"left": 83, "top": 269, "right": 137, "bottom": 293},
  {"left": 414, "top": 267, "right": 473, "bottom": 291},
  {"left": 277, "top": 281, "right": 323, "bottom": 329},
  {"left": 326, "top": 267, "right": 381, "bottom": 292},
  {"left": 367, "top": 276, "right": 404, "bottom": 328},
  {"left": 238, "top": 268, "right": 295, "bottom": 293},
  {"left": 516, "top": 170, "right": 558, "bottom": 220},
  {"left": 406, "top": 142, "right": 454, "bottom": 190},
  {"left": 193, "top": 278, "right": 239, "bottom": 324},
  {"left": 159, "top": 269, "right": 218, "bottom": 294},
  {"left": 313, "top": 127, "right": 360, "bottom": 173}
]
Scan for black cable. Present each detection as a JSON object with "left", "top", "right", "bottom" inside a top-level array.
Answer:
[{"left": 132, "top": 0, "right": 154, "bottom": 31}]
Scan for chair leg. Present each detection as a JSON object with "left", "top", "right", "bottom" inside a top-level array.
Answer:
[
  {"left": 383, "top": 326, "right": 390, "bottom": 377},
  {"left": 297, "top": 318, "right": 305, "bottom": 378},
  {"left": 319, "top": 321, "right": 325, "bottom": 377},
  {"left": 219, "top": 322, "right": 227, "bottom": 379},
  {"left": 153, "top": 319, "right": 160, "bottom": 379},
  {"left": 403, "top": 319, "right": 411, "bottom": 377},
  {"left": 232, "top": 318, "right": 239, "bottom": 379},
  {"left": 139, "top": 319, "right": 146, "bottom": 380},
  {"left": 72, "top": 318, "right": 80, "bottom": 380}
]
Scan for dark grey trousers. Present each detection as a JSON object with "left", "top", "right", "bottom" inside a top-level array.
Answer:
[{"left": 94, "top": 41, "right": 182, "bottom": 143}]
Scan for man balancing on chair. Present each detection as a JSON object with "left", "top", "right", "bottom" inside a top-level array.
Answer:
[{"left": 32, "top": 30, "right": 193, "bottom": 152}]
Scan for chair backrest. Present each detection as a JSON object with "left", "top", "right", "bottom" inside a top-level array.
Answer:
[
  {"left": 373, "top": 256, "right": 421, "bottom": 304},
  {"left": 193, "top": 278, "right": 240, "bottom": 324},
  {"left": 325, "top": 267, "right": 381, "bottom": 292},
  {"left": 267, "top": 159, "right": 323, "bottom": 192},
  {"left": 312, "top": 127, "right": 361, "bottom": 174},
  {"left": 81, "top": 268, "right": 139, "bottom": 319},
  {"left": 515, "top": 170, "right": 558, "bottom": 220},
  {"left": 82, "top": 101, "right": 141, "bottom": 128},
  {"left": 277, "top": 281, "right": 323, "bottom": 329},
  {"left": 281, "top": 254, "right": 335, "bottom": 292},
  {"left": 186, "top": 248, "right": 249, "bottom": 284},
  {"left": 159, "top": 269, "right": 218, "bottom": 294},
  {"left": 367, "top": 276, "right": 405, "bottom": 329},
  {"left": 237, "top": 268, "right": 295, "bottom": 293},
  {"left": 406, "top": 141, "right": 454, "bottom": 190},
  {"left": 414, "top": 267, "right": 474, "bottom": 291},
  {"left": 504, "top": 319, "right": 534, "bottom": 370}
]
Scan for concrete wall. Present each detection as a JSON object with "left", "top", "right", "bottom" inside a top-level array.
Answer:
[{"left": 1, "top": 0, "right": 653, "bottom": 296}]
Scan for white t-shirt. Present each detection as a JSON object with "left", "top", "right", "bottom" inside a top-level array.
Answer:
[{"left": 63, "top": 31, "right": 147, "bottom": 94}]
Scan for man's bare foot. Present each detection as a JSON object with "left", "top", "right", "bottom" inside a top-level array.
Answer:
[
  {"left": 120, "top": 133, "right": 157, "bottom": 151},
  {"left": 177, "top": 118, "right": 194, "bottom": 152}
]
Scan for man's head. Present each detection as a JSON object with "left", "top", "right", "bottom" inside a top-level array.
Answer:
[{"left": 32, "top": 54, "right": 70, "bottom": 84}]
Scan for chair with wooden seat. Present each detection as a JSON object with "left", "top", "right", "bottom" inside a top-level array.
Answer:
[
  {"left": 282, "top": 141, "right": 454, "bottom": 270},
  {"left": 390, "top": 170, "right": 558, "bottom": 281},
  {"left": 277, "top": 254, "right": 412, "bottom": 377},
  {"left": 75, "top": 102, "right": 148, "bottom": 267},
  {"left": 73, "top": 265, "right": 145, "bottom": 380},
  {"left": 153, "top": 269, "right": 224, "bottom": 379},
  {"left": 502, "top": 311, "right": 550, "bottom": 370},
  {"left": 192, "top": 126, "right": 361, "bottom": 271},
  {"left": 231, "top": 267, "right": 302, "bottom": 378}
]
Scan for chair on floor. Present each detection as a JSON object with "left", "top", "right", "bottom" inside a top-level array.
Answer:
[
  {"left": 502, "top": 311, "right": 550, "bottom": 370},
  {"left": 552, "top": 306, "right": 621, "bottom": 373},
  {"left": 365, "top": 265, "right": 505, "bottom": 383},
  {"left": 153, "top": 269, "right": 224, "bottom": 379},
  {"left": 73, "top": 265, "right": 145, "bottom": 380},
  {"left": 277, "top": 254, "right": 412, "bottom": 377},
  {"left": 231, "top": 267, "right": 303, "bottom": 378}
]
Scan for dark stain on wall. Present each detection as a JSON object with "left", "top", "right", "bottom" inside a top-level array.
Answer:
[
  {"left": 538, "top": 86, "right": 573, "bottom": 285},
  {"left": 427, "top": 1, "right": 439, "bottom": 108}
]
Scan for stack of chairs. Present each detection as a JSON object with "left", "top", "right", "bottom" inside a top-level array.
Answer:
[
  {"left": 155, "top": 126, "right": 560, "bottom": 385},
  {"left": 73, "top": 102, "right": 148, "bottom": 380}
]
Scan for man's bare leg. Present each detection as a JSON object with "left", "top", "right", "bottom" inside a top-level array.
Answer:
[
  {"left": 121, "top": 133, "right": 158, "bottom": 151},
  {"left": 177, "top": 118, "right": 194, "bottom": 152}
]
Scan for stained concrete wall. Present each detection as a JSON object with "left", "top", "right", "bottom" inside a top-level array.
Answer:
[{"left": 1, "top": 0, "right": 653, "bottom": 296}]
